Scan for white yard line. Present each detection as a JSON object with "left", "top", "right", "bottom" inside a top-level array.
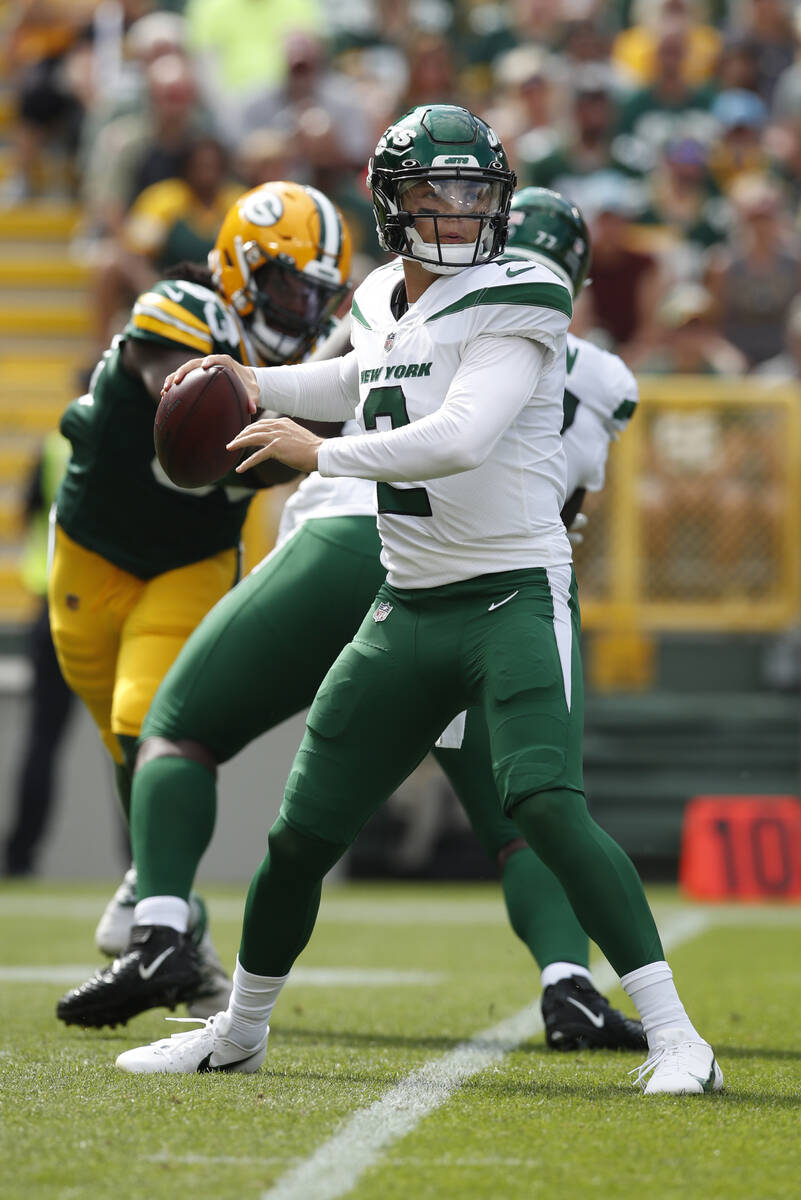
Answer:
[
  {"left": 0, "top": 964, "right": 445, "bottom": 987},
  {"left": 3, "top": 893, "right": 800, "bottom": 926},
  {"left": 0, "top": 894, "right": 509, "bottom": 925},
  {"left": 260, "top": 909, "right": 712, "bottom": 1200}
]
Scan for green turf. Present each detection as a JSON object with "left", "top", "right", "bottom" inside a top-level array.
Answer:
[{"left": 1, "top": 881, "right": 800, "bottom": 1199}]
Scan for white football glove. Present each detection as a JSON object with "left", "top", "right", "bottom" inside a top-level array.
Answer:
[{"left": 568, "top": 512, "right": 589, "bottom": 546}]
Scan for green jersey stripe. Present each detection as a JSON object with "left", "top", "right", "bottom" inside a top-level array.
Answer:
[
  {"left": 612, "top": 398, "right": 637, "bottom": 421},
  {"left": 351, "top": 298, "right": 371, "bottom": 329},
  {"left": 426, "top": 281, "right": 573, "bottom": 323}
]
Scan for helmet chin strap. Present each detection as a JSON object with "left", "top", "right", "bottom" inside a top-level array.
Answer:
[
  {"left": 403, "top": 219, "right": 495, "bottom": 275},
  {"left": 419, "top": 259, "right": 468, "bottom": 276}
]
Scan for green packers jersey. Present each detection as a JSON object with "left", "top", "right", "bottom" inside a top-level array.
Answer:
[{"left": 57, "top": 278, "right": 257, "bottom": 580}]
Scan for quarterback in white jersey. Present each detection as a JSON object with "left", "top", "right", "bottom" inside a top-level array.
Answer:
[
  {"left": 124, "top": 112, "right": 721, "bottom": 1097},
  {"left": 315, "top": 252, "right": 572, "bottom": 587},
  {"left": 277, "top": 325, "right": 638, "bottom": 549}
]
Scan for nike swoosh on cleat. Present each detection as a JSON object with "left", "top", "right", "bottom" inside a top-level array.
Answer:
[
  {"left": 488, "top": 590, "right": 519, "bottom": 612},
  {"left": 692, "top": 1062, "right": 719, "bottom": 1093},
  {"left": 137, "top": 947, "right": 176, "bottom": 980},
  {"left": 196, "top": 1052, "right": 253, "bottom": 1073},
  {"left": 565, "top": 996, "right": 605, "bottom": 1028}
]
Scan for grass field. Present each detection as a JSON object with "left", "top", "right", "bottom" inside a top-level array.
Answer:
[{"left": 2, "top": 880, "right": 800, "bottom": 1200}]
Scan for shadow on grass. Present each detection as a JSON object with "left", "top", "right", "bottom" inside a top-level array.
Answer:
[
  {"left": 265, "top": 1065, "right": 801, "bottom": 1109},
  {"left": 274, "top": 1025, "right": 554, "bottom": 1056},
  {"left": 264, "top": 1067, "right": 640, "bottom": 1102},
  {"left": 458, "top": 1075, "right": 801, "bottom": 1107},
  {"left": 275, "top": 1026, "right": 801, "bottom": 1066},
  {"left": 712, "top": 1043, "right": 801, "bottom": 1063}
]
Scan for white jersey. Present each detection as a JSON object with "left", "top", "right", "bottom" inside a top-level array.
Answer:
[
  {"left": 315, "top": 256, "right": 572, "bottom": 588},
  {"left": 278, "top": 330, "right": 637, "bottom": 548},
  {"left": 278, "top": 422, "right": 376, "bottom": 543},
  {"left": 562, "top": 333, "right": 638, "bottom": 496}
]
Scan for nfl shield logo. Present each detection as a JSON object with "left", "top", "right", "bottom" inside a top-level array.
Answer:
[
  {"left": 384, "top": 332, "right": 396, "bottom": 352},
  {"left": 373, "top": 601, "right": 393, "bottom": 623}
]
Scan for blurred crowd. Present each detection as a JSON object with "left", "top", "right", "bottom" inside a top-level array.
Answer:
[{"left": 4, "top": 0, "right": 801, "bottom": 375}]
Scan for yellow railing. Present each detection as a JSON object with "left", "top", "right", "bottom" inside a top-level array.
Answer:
[
  {"left": 577, "top": 376, "right": 801, "bottom": 633},
  {"left": 2, "top": 377, "right": 799, "bottom": 635}
]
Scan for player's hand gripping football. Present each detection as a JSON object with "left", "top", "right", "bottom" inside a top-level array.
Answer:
[
  {"left": 162, "top": 354, "right": 260, "bottom": 415},
  {"left": 227, "top": 417, "right": 323, "bottom": 475}
]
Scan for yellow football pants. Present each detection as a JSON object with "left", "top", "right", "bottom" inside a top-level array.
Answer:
[{"left": 48, "top": 525, "right": 238, "bottom": 764}]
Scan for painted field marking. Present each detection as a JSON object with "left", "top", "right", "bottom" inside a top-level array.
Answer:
[
  {"left": 0, "top": 894, "right": 508, "bottom": 925},
  {"left": 260, "top": 909, "right": 712, "bottom": 1200},
  {"left": 2, "top": 893, "right": 800, "bottom": 926}
]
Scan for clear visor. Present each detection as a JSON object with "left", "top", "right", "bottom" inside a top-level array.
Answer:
[
  {"left": 252, "top": 258, "right": 348, "bottom": 336},
  {"left": 398, "top": 176, "right": 503, "bottom": 219}
]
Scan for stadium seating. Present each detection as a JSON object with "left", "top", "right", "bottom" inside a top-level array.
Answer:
[{"left": 0, "top": 201, "right": 89, "bottom": 623}]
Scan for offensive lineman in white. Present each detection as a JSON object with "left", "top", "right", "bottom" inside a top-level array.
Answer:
[{"left": 119, "top": 106, "right": 722, "bottom": 1094}]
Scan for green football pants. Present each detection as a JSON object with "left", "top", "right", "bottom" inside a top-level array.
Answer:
[
  {"left": 139, "top": 520, "right": 593, "bottom": 969},
  {"left": 142, "top": 519, "right": 564, "bottom": 861},
  {"left": 280, "top": 565, "right": 584, "bottom": 843},
  {"left": 243, "top": 563, "right": 662, "bottom": 979}
]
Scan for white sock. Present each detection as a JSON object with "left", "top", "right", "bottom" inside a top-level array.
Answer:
[
  {"left": 541, "top": 961, "right": 593, "bottom": 990},
  {"left": 621, "top": 960, "right": 701, "bottom": 1048},
  {"left": 133, "top": 895, "right": 189, "bottom": 934},
  {"left": 224, "top": 956, "right": 288, "bottom": 1050}
]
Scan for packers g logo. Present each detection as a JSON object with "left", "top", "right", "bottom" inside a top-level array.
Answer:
[{"left": 242, "top": 191, "right": 284, "bottom": 226}]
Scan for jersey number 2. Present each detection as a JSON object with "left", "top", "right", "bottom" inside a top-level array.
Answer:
[{"left": 362, "top": 386, "right": 432, "bottom": 517}]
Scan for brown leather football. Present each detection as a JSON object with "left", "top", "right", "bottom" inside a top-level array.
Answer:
[{"left": 154, "top": 364, "right": 250, "bottom": 489}]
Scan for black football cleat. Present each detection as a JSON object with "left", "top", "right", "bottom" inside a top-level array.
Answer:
[
  {"left": 541, "top": 974, "right": 647, "bottom": 1051},
  {"left": 56, "top": 925, "right": 202, "bottom": 1029}
]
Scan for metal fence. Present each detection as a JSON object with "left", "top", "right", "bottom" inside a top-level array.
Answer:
[{"left": 576, "top": 376, "right": 801, "bottom": 634}]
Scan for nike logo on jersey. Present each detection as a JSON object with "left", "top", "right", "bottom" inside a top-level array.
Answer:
[
  {"left": 488, "top": 590, "right": 519, "bottom": 611},
  {"left": 138, "top": 946, "right": 176, "bottom": 980},
  {"left": 566, "top": 996, "right": 605, "bottom": 1028},
  {"left": 566, "top": 344, "right": 578, "bottom": 375},
  {"left": 505, "top": 265, "right": 537, "bottom": 278}
]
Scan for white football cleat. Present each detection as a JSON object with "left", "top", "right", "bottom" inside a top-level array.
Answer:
[
  {"left": 95, "top": 866, "right": 138, "bottom": 956},
  {"left": 632, "top": 1028, "right": 724, "bottom": 1095},
  {"left": 115, "top": 1012, "right": 268, "bottom": 1074}
]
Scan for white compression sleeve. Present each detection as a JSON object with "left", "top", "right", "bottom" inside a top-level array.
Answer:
[
  {"left": 253, "top": 350, "right": 360, "bottom": 421},
  {"left": 318, "top": 335, "right": 546, "bottom": 482}
]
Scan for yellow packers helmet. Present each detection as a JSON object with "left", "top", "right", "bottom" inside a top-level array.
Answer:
[{"left": 209, "top": 180, "right": 352, "bottom": 364}]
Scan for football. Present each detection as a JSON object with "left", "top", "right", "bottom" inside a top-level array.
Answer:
[{"left": 154, "top": 364, "right": 250, "bottom": 489}]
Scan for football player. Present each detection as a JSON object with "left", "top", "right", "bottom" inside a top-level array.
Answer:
[
  {"left": 56, "top": 185, "right": 644, "bottom": 1052},
  {"left": 48, "top": 180, "right": 351, "bottom": 1014},
  {"left": 75, "top": 107, "right": 720, "bottom": 1095}
]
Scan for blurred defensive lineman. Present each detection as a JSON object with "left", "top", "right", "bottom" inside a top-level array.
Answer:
[
  {"left": 49, "top": 181, "right": 352, "bottom": 1014},
  {"left": 57, "top": 185, "right": 645, "bottom": 1052},
  {"left": 68, "top": 106, "right": 720, "bottom": 1093}
]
